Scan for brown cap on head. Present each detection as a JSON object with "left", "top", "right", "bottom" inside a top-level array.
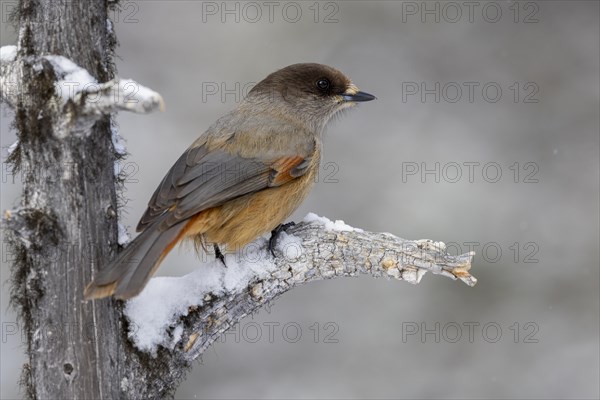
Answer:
[{"left": 246, "top": 63, "right": 375, "bottom": 131}]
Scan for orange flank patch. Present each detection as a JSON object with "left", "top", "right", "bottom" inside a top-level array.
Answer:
[
  {"left": 270, "top": 156, "right": 305, "bottom": 186},
  {"left": 160, "top": 208, "right": 219, "bottom": 260}
]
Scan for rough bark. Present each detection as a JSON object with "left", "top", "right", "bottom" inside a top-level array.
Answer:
[
  {"left": 1, "top": 1, "right": 477, "bottom": 398},
  {"left": 2, "top": 0, "right": 143, "bottom": 398}
]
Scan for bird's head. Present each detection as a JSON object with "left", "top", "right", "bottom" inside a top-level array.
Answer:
[{"left": 245, "top": 63, "right": 376, "bottom": 132}]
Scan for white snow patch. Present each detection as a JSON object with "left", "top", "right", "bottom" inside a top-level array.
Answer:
[
  {"left": 124, "top": 239, "right": 277, "bottom": 355},
  {"left": 170, "top": 324, "right": 183, "bottom": 350},
  {"left": 0, "top": 45, "right": 17, "bottom": 63},
  {"left": 117, "top": 223, "right": 131, "bottom": 246},
  {"left": 7, "top": 140, "right": 18, "bottom": 155},
  {"left": 276, "top": 231, "right": 304, "bottom": 261},
  {"left": 117, "top": 79, "right": 165, "bottom": 111},
  {"left": 222, "top": 238, "right": 276, "bottom": 291},
  {"left": 111, "top": 124, "right": 127, "bottom": 155},
  {"left": 303, "top": 212, "right": 362, "bottom": 232},
  {"left": 44, "top": 55, "right": 97, "bottom": 100},
  {"left": 124, "top": 266, "right": 222, "bottom": 355}
]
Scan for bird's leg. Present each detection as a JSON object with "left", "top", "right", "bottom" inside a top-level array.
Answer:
[
  {"left": 268, "top": 221, "right": 296, "bottom": 257},
  {"left": 213, "top": 244, "right": 226, "bottom": 267}
]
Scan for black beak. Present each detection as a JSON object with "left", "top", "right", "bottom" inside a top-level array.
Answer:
[{"left": 343, "top": 91, "right": 376, "bottom": 102}]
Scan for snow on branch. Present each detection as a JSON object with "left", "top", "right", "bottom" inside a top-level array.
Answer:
[
  {"left": 0, "top": 45, "right": 18, "bottom": 105},
  {"left": 45, "top": 55, "right": 165, "bottom": 115},
  {"left": 124, "top": 213, "right": 476, "bottom": 359},
  {"left": 0, "top": 45, "right": 163, "bottom": 133}
]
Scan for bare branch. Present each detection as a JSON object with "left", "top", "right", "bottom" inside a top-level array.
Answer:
[
  {"left": 0, "top": 46, "right": 164, "bottom": 128},
  {"left": 122, "top": 215, "right": 476, "bottom": 362}
]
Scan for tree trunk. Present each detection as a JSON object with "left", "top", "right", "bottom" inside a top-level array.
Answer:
[{"left": 5, "top": 0, "right": 124, "bottom": 398}]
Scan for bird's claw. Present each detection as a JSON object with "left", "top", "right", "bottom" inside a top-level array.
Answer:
[
  {"left": 214, "top": 244, "right": 227, "bottom": 267},
  {"left": 268, "top": 222, "right": 296, "bottom": 257}
]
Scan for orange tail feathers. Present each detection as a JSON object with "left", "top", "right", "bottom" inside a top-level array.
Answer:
[{"left": 84, "top": 217, "right": 193, "bottom": 300}]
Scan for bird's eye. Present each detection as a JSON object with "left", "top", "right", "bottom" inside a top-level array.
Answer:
[{"left": 316, "top": 78, "right": 331, "bottom": 92}]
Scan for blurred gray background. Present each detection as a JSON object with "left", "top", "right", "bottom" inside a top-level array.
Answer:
[{"left": 1, "top": 1, "right": 598, "bottom": 399}]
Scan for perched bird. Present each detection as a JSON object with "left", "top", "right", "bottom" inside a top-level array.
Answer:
[{"left": 84, "top": 63, "right": 375, "bottom": 300}]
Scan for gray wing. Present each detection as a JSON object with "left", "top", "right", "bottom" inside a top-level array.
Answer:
[{"left": 136, "top": 141, "right": 314, "bottom": 232}]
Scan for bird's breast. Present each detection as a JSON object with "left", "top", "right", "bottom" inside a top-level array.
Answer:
[{"left": 201, "top": 153, "right": 320, "bottom": 249}]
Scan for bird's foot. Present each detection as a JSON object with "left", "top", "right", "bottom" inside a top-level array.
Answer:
[
  {"left": 268, "top": 222, "right": 296, "bottom": 257},
  {"left": 214, "top": 244, "right": 227, "bottom": 267}
]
